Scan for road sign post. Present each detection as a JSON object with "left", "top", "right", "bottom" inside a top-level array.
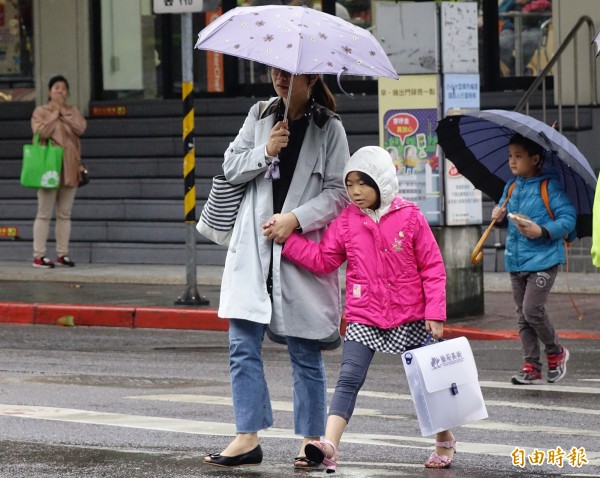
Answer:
[{"left": 154, "top": 0, "right": 216, "bottom": 305}]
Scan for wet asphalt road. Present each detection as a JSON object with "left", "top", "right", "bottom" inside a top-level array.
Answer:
[{"left": 0, "top": 324, "right": 599, "bottom": 478}]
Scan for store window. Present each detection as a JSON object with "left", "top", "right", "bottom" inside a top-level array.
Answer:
[
  {"left": 96, "top": 0, "right": 163, "bottom": 99},
  {"left": 93, "top": 0, "right": 375, "bottom": 100},
  {"left": 0, "top": 0, "right": 34, "bottom": 102},
  {"left": 497, "top": 0, "right": 552, "bottom": 77}
]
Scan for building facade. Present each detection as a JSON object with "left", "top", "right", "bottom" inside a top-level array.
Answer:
[{"left": 2, "top": 0, "right": 597, "bottom": 113}]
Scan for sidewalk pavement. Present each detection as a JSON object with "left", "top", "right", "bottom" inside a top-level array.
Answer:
[{"left": 0, "top": 261, "right": 598, "bottom": 341}]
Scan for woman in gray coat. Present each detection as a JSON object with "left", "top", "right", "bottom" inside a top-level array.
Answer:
[{"left": 204, "top": 68, "right": 350, "bottom": 469}]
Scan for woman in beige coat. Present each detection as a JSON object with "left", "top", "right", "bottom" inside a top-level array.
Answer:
[{"left": 30, "top": 75, "right": 87, "bottom": 268}]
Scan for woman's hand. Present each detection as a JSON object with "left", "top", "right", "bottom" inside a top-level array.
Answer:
[
  {"left": 262, "top": 212, "right": 299, "bottom": 244},
  {"left": 266, "top": 121, "right": 290, "bottom": 157},
  {"left": 426, "top": 320, "right": 444, "bottom": 340},
  {"left": 491, "top": 205, "right": 506, "bottom": 222}
]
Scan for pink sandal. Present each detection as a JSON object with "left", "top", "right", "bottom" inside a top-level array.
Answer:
[
  {"left": 424, "top": 440, "right": 457, "bottom": 469},
  {"left": 304, "top": 439, "right": 339, "bottom": 473}
]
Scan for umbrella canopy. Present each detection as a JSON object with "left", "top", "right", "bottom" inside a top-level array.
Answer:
[
  {"left": 195, "top": 5, "right": 398, "bottom": 80},
  {"left": 436, "top": 109, "right": 597, "bottom": 238}
]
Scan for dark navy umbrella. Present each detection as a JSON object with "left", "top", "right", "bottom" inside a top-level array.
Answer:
[{"left": 436, "top": 109, "right": 597, "bottom": 238}]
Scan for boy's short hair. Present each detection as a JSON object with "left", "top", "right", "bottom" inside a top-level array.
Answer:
[{"left": 509, "top": 133, "right": 544, "bottom": 158}]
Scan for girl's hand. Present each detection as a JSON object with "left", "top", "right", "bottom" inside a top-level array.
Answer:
[
  {"left": 426, "top": 320, "right": 444, "bottom": 340},
  {"left": 262, "top": 212, "right": 299, "bottom": 244},
  {"left": 262, "top": 217, "right": 276, "bottom": 230},
  {"left": 491, "top": 206, "right": 506, "bottom": 222},
  {"left": 266, "top": 121, "right": 289, "bottom": 157}
]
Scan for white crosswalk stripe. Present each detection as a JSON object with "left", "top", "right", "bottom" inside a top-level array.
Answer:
[
  {"left": 1, "top": 379, "right": 599, "bottom": 472},
  {"left": 1, "top": 378, "right": 599, "bottom": 467}
]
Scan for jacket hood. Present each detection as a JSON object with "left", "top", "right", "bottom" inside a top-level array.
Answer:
[{"left": 343, "top": 146, "right": 398, "bottom": 211}]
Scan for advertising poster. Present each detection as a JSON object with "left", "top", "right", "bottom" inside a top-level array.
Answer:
[
  {"left": 443, "top": 74, "right": 482, "bottom": 226},
  {"left": 378, "top": 75, "right": 441, "bottom": 225}
]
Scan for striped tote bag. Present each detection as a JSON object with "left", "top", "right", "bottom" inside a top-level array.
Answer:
[{"left": 196, "top": 174, "right": 246, "bottom": 246}]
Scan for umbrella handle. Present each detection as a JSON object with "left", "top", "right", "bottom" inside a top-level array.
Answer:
[
  {"left": 471, "top": 197, "right": 510, "bottom": 265},
  {"left": 471, "top": 219, "right": 498, "bottom": 265}
]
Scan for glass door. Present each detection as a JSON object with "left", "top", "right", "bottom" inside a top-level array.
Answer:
[{"left": 0, "top": 0, "right": 34, "bottom": 102}]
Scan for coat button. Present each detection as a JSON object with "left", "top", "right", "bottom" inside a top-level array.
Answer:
[{"left": 258, "top": 162, "right": 263, "bottom": 167}]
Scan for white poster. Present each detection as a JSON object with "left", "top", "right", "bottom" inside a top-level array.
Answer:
[{"left": 442, "top": 74, "right": 482, "bottom": 226}]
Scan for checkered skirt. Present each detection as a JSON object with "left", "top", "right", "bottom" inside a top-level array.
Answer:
[{"left": 344, "top": 319, "right": 428, "bottom": 354}]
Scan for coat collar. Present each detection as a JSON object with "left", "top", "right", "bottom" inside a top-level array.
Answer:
[{"left": 258, "top": 99, "right": 338, "bottom": 211}]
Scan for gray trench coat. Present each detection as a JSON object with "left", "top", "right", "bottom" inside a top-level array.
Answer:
[{"left": 217, "top": 98, "right": 350, "bottom": 341}]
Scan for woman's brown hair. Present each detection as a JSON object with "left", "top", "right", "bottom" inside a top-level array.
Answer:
[{"left": 311, "top": 76, "right": 336, "bottom": 112}]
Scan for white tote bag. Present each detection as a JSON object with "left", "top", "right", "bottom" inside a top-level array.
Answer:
[{"left": 402, "top": 336, "right": 488, "bottom": 437}]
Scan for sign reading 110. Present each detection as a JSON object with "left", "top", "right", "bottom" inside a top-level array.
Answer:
[{"left": 153, "top": 0, "right": 217, "bottom": 14}]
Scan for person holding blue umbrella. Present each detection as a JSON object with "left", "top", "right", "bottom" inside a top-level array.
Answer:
[{"left": 491, "top": 133, "right": 575, "bottom": 385}]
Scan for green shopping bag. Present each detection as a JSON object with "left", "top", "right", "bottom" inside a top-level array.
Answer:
[{"left": 20, "top": 132, "right": 63, "bottom": 189}]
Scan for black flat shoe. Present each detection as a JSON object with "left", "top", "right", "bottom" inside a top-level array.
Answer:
[{"left": 204, "top": 444, "right": 263, "bottom": 467}]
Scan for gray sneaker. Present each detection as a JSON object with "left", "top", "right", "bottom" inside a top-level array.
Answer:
[
  {"left": 547, "top": 347, "right": 569, "bottom": 383},
  {"left": 511, "top": 363, "right": 543, "bottom": 385}
]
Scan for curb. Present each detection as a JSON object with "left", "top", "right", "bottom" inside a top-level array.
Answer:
[
  {"left": 3, "top": 302, "right": 599, "bottom": 341},
  {"left": 0, "top": 302, "right": 227, "bottom": 331}
]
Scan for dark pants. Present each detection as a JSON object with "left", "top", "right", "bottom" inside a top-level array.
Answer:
[
  {"left": 328, "top": 339, "right": 374, "bottom": 422},
  {"left": 510, "top": 266, "right": 562, "bottom": 370}
]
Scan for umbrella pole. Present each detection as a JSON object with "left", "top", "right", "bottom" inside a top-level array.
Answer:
[
  {"left": 283, "top": 74, "right": 294, "bottom": 122},
  {"left": 471, "top": 196, "right": 510, "bottom": 265}
]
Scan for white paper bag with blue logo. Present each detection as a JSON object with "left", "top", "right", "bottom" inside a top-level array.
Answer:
[{"left": 402, "top": 336, "right": 488, "bottom": 437}]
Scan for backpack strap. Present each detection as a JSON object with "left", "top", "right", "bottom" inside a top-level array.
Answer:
[
  {"left": 540, "top": 179, "right": 554, "bottom": 220},
  {"left": 509, "top": 178, "right": 555, "bottom": 222},
  {"left": 506, "top": 180, "right": 516, "bottom": 200}
]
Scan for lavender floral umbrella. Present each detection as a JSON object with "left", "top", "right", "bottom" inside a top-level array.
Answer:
[{"left": 195, "top": 5, "right": 398, "bottom": 111}]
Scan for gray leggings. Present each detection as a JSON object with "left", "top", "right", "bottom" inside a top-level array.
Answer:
[
  {"left": 510, "top": 266, "right": 562, "bottom": 370},
  {"left": 328, "top": 339, "right": 375, "bottom": 422}
]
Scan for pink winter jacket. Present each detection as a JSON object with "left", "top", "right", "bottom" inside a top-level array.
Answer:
[{"left": 282, "top": 197, "right": 447, "bottom": 329}]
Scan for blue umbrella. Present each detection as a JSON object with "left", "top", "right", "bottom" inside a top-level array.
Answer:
[{"left": 436, "top": 109, "right": 597, "bottom": 238}]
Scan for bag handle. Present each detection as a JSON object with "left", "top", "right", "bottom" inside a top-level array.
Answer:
[
  {"left": 33, "top": 131, "right": 55, "bottom": 148},
  {"left": 423, "top": 333, "right": 445, "bottom": 346}
]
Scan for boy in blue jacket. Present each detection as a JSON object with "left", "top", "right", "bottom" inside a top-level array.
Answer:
[{"left": 492, "top": 133, "right": 576, "bottom": 385}]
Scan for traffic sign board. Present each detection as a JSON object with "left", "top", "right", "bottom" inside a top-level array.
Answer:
[{"left": 153, "top": 0, "right": 217, "bottom": 14}]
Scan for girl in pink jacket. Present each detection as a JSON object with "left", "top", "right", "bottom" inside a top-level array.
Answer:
[{"left": 280, "top": 146, "right": 455, "bottom": 471}]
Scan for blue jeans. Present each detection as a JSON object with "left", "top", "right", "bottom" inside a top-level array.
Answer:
[
  {"left": 329, "top": 339, "right": 374, "bottom": 422},
  {"left": 229, "top": 319, "right": 327, "bottom": 436}
]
